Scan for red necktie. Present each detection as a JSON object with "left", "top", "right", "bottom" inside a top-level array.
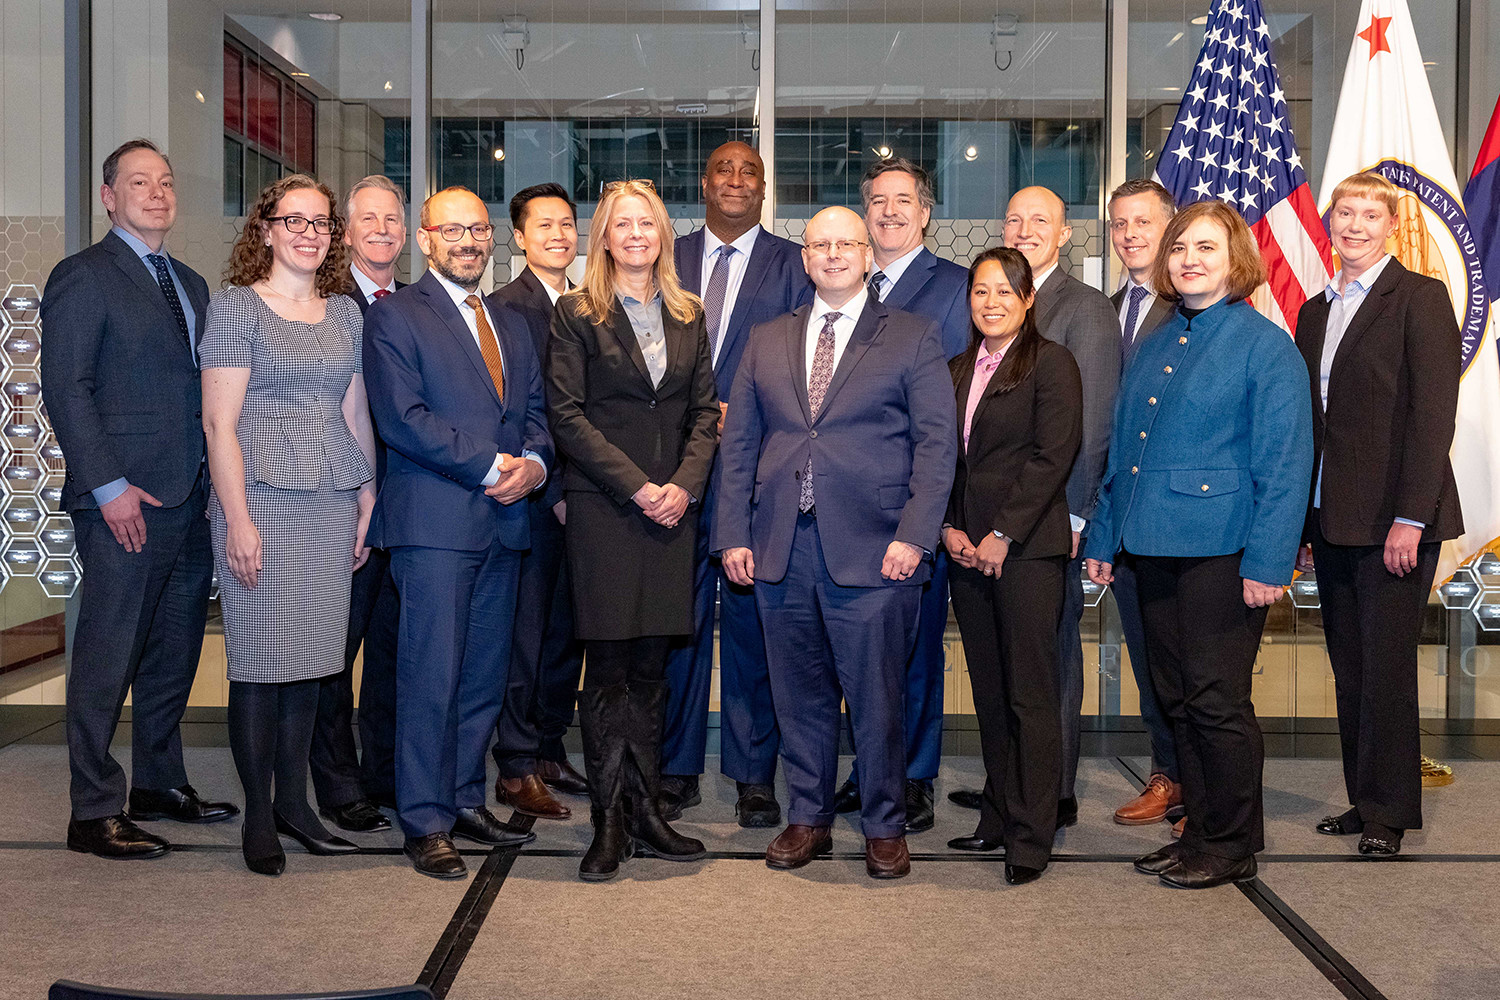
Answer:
[{"left": 372, "top": 288, "right": 391, "bottom": 300}]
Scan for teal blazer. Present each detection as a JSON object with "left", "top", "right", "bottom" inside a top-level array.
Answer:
[{"left": 1083, "top": 298, "right": 1313, "bottom": 585}]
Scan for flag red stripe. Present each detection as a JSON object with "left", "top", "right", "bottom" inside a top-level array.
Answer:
[
  {"left": 1252, "top": 217, "right": 1307, "bottom": 332},
  {"left": 1473, "top": 94, "right": 1500, "bottom": 180},
  {"left": 1286, "top": 184, "right": 1335, "bottom": 272}
]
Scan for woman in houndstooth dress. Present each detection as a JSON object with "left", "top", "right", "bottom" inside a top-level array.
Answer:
[{"left": 202, "top": 175, "right": 375, "bottom": 876}]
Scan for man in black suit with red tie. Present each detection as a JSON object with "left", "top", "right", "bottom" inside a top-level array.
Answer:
[
  {"left": 488, "top": 182, "right": 590, "bottom": 820},
  {"left": 309, "top": 175, "right": 407, "bottom": 833}
]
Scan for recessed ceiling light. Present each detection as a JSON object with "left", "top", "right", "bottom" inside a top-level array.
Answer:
[
  {"left": 1191, "top": 15, "right": 1208, "bottom": 25},
  {"left": 875, "top": 145, "right": 892, "bottom": 158},
  {"left": 384, "top": 81, "right": 393, "bottom": 91},
  {"left": 290, "top": 71, "right": 310, "bottom": 77},
  {"left": 963, "top": 146, "right": 979, "bottom": 162},
  {"left": 309, "top": 12, "right": 342, "bottom": 21},
  {"left": 194, "top": 90, "right": 205, "bottom": 103},
  {"left": 493, "top": 148, "right": 506, "bottom": 161}
]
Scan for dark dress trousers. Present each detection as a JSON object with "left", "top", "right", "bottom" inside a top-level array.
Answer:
[
  {"left": 1295, "top": 258, "right": 1462, "bottom": 833},
  {"left": 486, "top": 269, "right": 587, "bottom": 778},
  {"left": 664, "top": 226, "right": 812, "bottom": 783},
  {"left": 947, "top": 339, "right": 1081, "bottom": 869},
  {"left": 310, "top": 276, "right": 405, "bottom": 810},
  {"left": 714, "top": 297, "right": 957, "bottom": 838},
  {"left": 1034, "top": 267, "right": 1122, "bottom": 801},
  {"left": 546, "top": 293, "right": 720, "bottom": 642},
  {"left": 1107, "top": 284, "right": 1177, "bottom": 781},
  {"left": 847, "top": 246, "right": 970, "bottom": 792},
  {"left": 362, "top": 270, "right": 553, "bottom": 838},
  {"left": 1085, "top": 299, "right": 1313, "bottom": 861},
  {"left": 40, "top": 229, "right": 213, "bottom": 820}
]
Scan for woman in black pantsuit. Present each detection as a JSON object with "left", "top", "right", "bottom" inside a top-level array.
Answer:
[
  {"left": 943, "top": 248, "right": 1082, "bottom": 886},
  {"left": 547, "top": 179, "right": 720, "bottom": 882}
]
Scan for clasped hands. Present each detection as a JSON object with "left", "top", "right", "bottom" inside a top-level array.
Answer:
[
  {"left": 944, "top": 526, "right": 1008, "bottom": 577},
  {"left": 1086, "top": 558, "right": 1285, "bottom": 608},
  {"left": 633, "top": 481, "right": 690, "bottom": 529},
  {"left": 485, "top": 453, "right": 544, "bottom": 505},
  {"left": 722, "top": 540, "right": 922, "bottom": 587}
]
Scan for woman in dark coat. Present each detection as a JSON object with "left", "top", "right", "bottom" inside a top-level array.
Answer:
[{"left": 547, "top": 179, "right": 720, "bottom": 882}]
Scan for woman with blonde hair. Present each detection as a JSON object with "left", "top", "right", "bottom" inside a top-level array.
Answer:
[
  {"left": 547, "top": 179, "right": 720, "bottom": 881},
  {"left": 201, "top": 174, "right": 375, "bottom": 875}
]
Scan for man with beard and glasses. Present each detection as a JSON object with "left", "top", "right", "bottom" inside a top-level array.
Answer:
[{"left": 362, "top": 186, "right": 552, "bottom": 878}]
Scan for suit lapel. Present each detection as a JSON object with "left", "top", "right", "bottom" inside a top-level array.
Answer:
[
  {"left": 104, "top": 233, "right": 177, "bottom": 330},
  {"left": 1329, "top": 260, "right": 1402, "bottom": 378},
  {"left": 719, "top": 228, "right": 774, "bottom": 371},
  {"left": 954, "top": 357, "right": 976, "bottom": 457},
  {"left": 784, "top": 306, "right": 814, "bottom": 426},
  {"left": 607, "top": 301, "right": 656, "bottom": 391},
  {"left": 815, "top": 300, "right": 883, "bottom": 424},
  {"left": 881, "top": 248, "right": 933, "bottom": 312},
  {"left": 677, "top": 229, "right": 704, "bottom": 296},
  {"left": 417, "top": 272, "right": 504, "bottom": 409},
  {"left": 1033, "top": 270, "right": 1065, "bottom": 332}
]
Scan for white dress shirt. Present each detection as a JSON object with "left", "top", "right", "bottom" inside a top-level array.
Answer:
[
  {"left": 805, "top": 290, "right": 870, "bottom": 388},
  {"left": 428, "top": 268, "right": 547, "bottom": 488},
  {"left": 1116, "top": 277, "right": 1158, "bottom": 343},
  {"left": 701, "top": 226, "right": 760, "bottom": 363},
  {"left": 869, "top": 244, "right": 925, "bottom": 301},
  {"left": 351, "top": 264, "right": 396, "bottom": 305},
  {"left": 529, "top": 266, "right": 567, "bottom": 305}
]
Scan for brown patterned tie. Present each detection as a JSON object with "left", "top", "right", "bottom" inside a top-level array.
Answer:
[
  {"left": 800, "top": 311, "right": 841, "bottom": 513},
  {"left": 465, "top": 294, "right": 505, "bottom": 401}
]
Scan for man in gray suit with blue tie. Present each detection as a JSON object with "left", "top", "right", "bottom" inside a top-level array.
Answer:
[
  {"left": 715, "top": 206, "right": 956, "bottom": 879},
  {"left": 41, "top": 139, "right": 237, "bottom": 860}
]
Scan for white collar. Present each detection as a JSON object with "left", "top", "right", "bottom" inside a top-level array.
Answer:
[
  {"left": 429, "top": 267, "right": 486, "bottom": 310},
  {"left": 351, "top": 264, "right": 396, "bottom": 301},
  {"left": 704, "top": 225, "right": 761, "bottom": 259},
  {"left": 1032, "top": 261, "right": 1061, "bottom": 291},
  {"left": 810, "top": 288, "right": 870, "bottom": 327},
  {"left": 872, "top": 243, "right": 926, "bottom": 287},
  {"left": 1325, "top": 253, "right": 1393, "bottom": 300}
]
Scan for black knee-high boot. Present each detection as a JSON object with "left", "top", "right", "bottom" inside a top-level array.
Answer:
[
  {"left": 578, "top": 682, "right": 633, "bottom": 882},
  {"left": 625, "top": 680, "right": 706, "bottom": 861},
  {"left": 228, "top": 681, "right": 284, "bottom": 875}
]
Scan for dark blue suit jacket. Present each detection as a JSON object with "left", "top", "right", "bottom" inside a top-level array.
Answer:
[
  {"left": 362, "top": 269, "right": 552, "bottom": 553},
  {"left": 488, "top": 267, "right": 566, "bottom": 509},
  {"left": 713, "top": 296, "right": 957, "bottom": 588},
  {"left": 674, "top": 226, "right": 813, "bottom": 398},
  {"left": 880, "top": 247, "right": 971, "bottom": 361}
]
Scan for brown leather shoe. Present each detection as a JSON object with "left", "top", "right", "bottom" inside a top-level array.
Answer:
[
  {"left": 1114, "top": 773, "right": 1183, "bottom": 826},
  {"left": 865, "top": 836, "right": 911, "bottom": 879},
  {"left": 496, "top": 774, "right": 572, "bottom": 820},
  {"left": 765, "top": 824, "right": 832, "bottom": 870},
  {"left": 1171, "top": 816, "right": 1186, "bottom": 839},
  {"left": 537, "top": 757, "right": 589, "bottom": 796}
]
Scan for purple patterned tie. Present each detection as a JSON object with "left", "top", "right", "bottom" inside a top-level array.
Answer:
[
  {"left": 702, "top": 245, "right": 736, "bottom": 362},
  {"left": 799, "top": 311, "right": 841, "bottom": 513}
]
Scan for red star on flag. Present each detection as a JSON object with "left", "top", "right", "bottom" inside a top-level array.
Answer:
[{"left": 1358, "top": 15, "right": 1394, "bottom": 57}]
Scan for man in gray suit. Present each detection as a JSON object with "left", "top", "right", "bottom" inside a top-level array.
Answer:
[
  {"left": 41, "top": 139, "right": 236, "bottom": 859},
  {"left": 715, "top": 206, "right": 956, "bottom": 879}
]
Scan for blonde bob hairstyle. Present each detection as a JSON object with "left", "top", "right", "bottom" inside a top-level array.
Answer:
[
  {"left": 1149, "top": 200, "right": 1266, "bottom": 305},
  {"left": 1328, "top": 171, "right": 1400, "bottom": 216},
  {"left": 569, "top": 179, "right": 700, "bottom": 325}
]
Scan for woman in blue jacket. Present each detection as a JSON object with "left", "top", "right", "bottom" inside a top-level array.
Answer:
[{"left": 1085, "top": 200, "right": 1312, "bottom": 890}]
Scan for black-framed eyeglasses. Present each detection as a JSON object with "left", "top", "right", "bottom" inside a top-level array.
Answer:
[
  {"left": 804, "top": 239, "right": 869, "bottom": 256},
  {"left": 421, "top": 222, "right": 496, "bottom": 242},
  {"left": 266, "top": 215, "right": 334, "bottom": 235}
]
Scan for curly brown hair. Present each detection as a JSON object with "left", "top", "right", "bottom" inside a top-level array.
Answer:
[{"left": 224, "top": 174, "right": 353, "bottom": 296}]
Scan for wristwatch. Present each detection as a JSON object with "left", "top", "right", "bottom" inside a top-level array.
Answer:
[{"left": 992, "top": 530, "right": 1009, "bottom": 543}]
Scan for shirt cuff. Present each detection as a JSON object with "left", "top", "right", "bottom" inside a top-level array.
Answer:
[
  {"left": 1394, "top": 517, "right": 1425, "bottom": 529},
  {"left": 1070, "top": 514, "right": 1087, "bottom": 533},
  {"left": 481, "top": 455, "right": 502, "bottom": 487},
  {"left": 523, "top": 451, "right": 548, "bottom": 491},
  {"left": 92, "top": 477, "right": 130, "bottom": 507}
]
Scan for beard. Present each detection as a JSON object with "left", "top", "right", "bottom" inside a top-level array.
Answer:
[{"left": 430, "top": 246, "right": 488, "bottom": 289}]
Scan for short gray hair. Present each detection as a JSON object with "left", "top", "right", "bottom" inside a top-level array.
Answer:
[
  {"left": 860, "top": 157, "right": 936, "bottom": 215},
  {"left": 344, "top": 175, "right": 407, "bottom": 222}
]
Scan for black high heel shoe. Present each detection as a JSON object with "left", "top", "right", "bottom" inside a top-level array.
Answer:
[
  {"left": 274, "top": 812, "right": 359, "bottom": 855},
  {"left": 242, "top": 826, "right": 286, "bottom": 876}
]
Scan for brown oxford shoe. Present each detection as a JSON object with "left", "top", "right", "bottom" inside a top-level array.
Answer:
[
  {"left": 497, "top": 774, "right": 572, "bottom": 820},
  {"left": 865, "top": 835, "right": 911, "bottom": 879},
  {"left": 765, "top": 824, "right": 832, "bottom": 870},
  {"left": 1171, "top": 816, "right": 1186, "bottom": 839},
  {"left": 1114, "top": 773, "right": 1183, "bottom": 826},
  {"left": 537, "top": 757, "right": 589, "bottom": 796}
]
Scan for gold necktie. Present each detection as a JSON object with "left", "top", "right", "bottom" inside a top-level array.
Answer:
[{"left": 465, "top": 294, "right": 505, "bottom": 401}]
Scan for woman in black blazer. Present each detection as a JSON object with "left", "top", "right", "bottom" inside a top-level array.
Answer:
[
  {"left": 1294, "top": 171, "right": 1463, "bottom": 857},
  {"left": 547, "top": 179, "right": 720, "bottom": 882},
  {"left": 943, "top": 247, "right": 1082, "bottom": 885}
]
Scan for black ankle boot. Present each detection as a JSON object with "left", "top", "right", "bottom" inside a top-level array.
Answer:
[
  {"left": 624, "top": 681, "right": 706, "bottom": 862},
  {"left": 577, "top": 683, "right": 633, "bottom": 882}
]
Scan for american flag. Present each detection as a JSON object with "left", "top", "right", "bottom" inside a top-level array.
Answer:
[{"left": 1154, "top": 0, "right": 1333, "bottom": 331}]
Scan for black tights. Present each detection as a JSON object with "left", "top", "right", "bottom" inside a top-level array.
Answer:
[
  {"left": 228, "top": 679, "right": 326, "bottom": 857},
  {"left": 582, "top": 637, "right": 672, "bottom": 689}
]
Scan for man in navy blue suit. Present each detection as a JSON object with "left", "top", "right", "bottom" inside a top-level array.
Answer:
[
  {"left": 715, "top": 206, "right": 956, "bottom": 878},
  {"left": 363, "top": 186, "right": 552, "bottom": 879},
  {"left": 662, "top": 141, "right": 812, "bottom": 827},
  {"left": 836, "top": 158, "right": 969, "bottom": 832}
]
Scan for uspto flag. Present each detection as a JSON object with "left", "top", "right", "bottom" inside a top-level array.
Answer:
[{"left": 1318, "top": 0, "right": 1500, "bottom": 582}]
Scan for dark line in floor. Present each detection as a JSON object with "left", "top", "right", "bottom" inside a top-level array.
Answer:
[{"left": 1238, "top": 878, "right": 1390, "bottom": 1000}]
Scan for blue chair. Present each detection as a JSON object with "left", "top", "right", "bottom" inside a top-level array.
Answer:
[{"left": 50, "top": 983, "right": 434, "bottom": 1000}]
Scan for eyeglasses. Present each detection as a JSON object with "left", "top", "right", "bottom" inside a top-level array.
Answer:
[
  {"left": 421, "top": 222, "right": 495, "bottom": 242},
  {"left": 803, "top": 239, "right": 869, "bottom": 256},
  {"left": 266, "top": 215, "right": 334, "bottom": 235},
  {"left": 603, "top": 179, "right": 657, "bottom": 193}
]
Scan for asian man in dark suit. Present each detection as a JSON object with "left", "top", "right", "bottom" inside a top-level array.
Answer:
[
  {"left": 362, "top": 186, "right": 551, "bottom": 878},
  {"left": 1295, "top": 172, "right": 1462, "bottom": 857},
  {"left": 835, "top": 158, "right": 968, "bottom": 833},
  {"left": 309, "top": 175, "right": 407, "bottom": 834},
  {"left": 487, "top": 182, "right": 588, "bottom": 822},
  {"left": 715, "top": 206, "right": 956, "bottom": 880},
  {"left": 664, "top": 141, "right": 812, "bottom": 827},
  {"left": 41, "top": 139, "right": 236, "bottom": 860}
]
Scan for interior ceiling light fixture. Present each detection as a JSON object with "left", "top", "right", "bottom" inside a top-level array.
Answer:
[
  {"left": 309, "top": 12, "right": 342, "bottom": 21},
  {"left": 493, "top": 148, "right": 506, "bottom": 161},
  {"left": 1191, "top": 15, "right": 1208, "bottom": 25}
]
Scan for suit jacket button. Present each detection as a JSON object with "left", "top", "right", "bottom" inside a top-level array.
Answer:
[
  {"left": 1131, "top": 466, "right": 1139, "bottom": 475},
  {"left": 194, "top": 411, "right": 202, "bottom": 418},
  {"left": 809, "top": 430, "right": 818, "bottom": 438},
  {"left": 1163, "top": 365, "right": 1173, "bottom": 374},
  {"left": 1148, "top": 397, "right": 1157, "bottom": 405},
  {"left": 1201, "top": 484, "right": 1210, "bottom": 492},
  {"left": 1139, "top": 431, "right": 1146, "bottom": 440},
  {"left": 500, "top": 416, "right": 507, "bottom": 424},
  {"left": 1179, "top": 337, "right": 1188, "bottom": 345},
  {"left": 649, "top": 400, "right": 658, "bottom": 409}
]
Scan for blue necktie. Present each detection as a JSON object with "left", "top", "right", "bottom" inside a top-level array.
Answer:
[
  {"left": 147, "top": 253, "right": 192, "bottom": 352},
  {"left": 1122, "top": 284, "right": 1150, "bottom": 355},
  {"left": 868, "top": 270, "right": 887, "bottom": 301},
  {"left": 702, "top": 245, "right": 736, "bottom": 363}
]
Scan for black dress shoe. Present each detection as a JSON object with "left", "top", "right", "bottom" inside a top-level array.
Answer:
[
  {"left": 453, "top": 806, "right": 536, "bottom": 847},
  {"left": 1133, "top": 842, "right": 1186, "bottom": 875},
  {"left": 904, "top": 781, "right": 935, "bottom": 833},
  {"left": 274, "top": 812, "right": 359, "bottom": 855},
  {"left": 947, "top": 834, "right": 1002, "bottom": 852},
  {"left": 1055, "top": 796, "right": 1079, "bottom": 830},
  {"left": 658, "top": 774, "right": 701, "bottom": 822},
  {"left": 127, "top": 785, "right": 238, "bottom": 824},
  {"left": 833, "top": 779, "right": 862, "bottom": 814},
  {"left": 537, "top": 757, "right": 590, "bottom": 796},
  {"left": 322, "top": 799, "right": 392, "bottom": 833},
  {"left": 1004, "top": 863, "right": 1045, "bottom": 885},
  {"left": 1315, "top": 808, "right": 1364, "bottom": 836},
  {"left": 242, "top": 832, "right": 285, "bottom": 877},
  {"left": 947, "top": 788, "right": 982, "bottom": 811},
  {"left": 1358, "top": 821, "right": 1402, "bottom": 857},
  {"left": 67, "top": 815, "right": 170, "bottom": 859},
  {"left": 1158, "top": 850, "right": 1257, "bottom": 889},
  {"left": 735, "top": 783, "right": 782, "bottom": 828},
  {"left": 405, "top": 833, "right": 467, "bottom": 879}
]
